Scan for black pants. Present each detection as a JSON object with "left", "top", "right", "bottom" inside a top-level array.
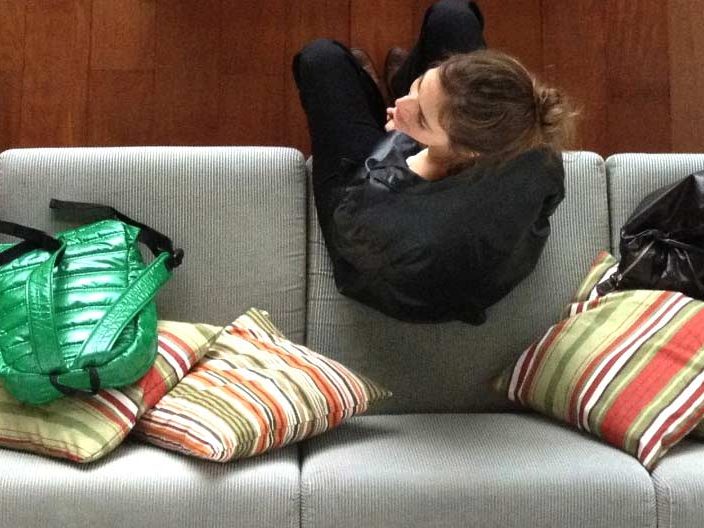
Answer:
[{"left": 292, "top": 0, "right": 486, "bottom": 249}]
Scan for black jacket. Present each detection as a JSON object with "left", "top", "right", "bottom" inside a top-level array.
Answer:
[{"left": 327, "top": 132, "right": 565, "bottom": 324}]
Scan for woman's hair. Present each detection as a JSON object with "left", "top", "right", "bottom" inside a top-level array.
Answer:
[{"left": 436, "top": 49, "right": 579, "bottom": 168}]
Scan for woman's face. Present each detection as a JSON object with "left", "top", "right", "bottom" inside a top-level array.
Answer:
[{"left": 390, "top": 67, "right": 450, "bottom": 148}]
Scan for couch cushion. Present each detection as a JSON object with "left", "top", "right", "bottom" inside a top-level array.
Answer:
[
  {"left": 306, "top": 152, "right": 610, "bottom": 413},
  {"left": 300, "top": 414, "right": 655, "bottom": 528},
  {"left": 605, "top": 154, "right": 704, "bottom": 255},
  {"left": 651, "top": 441, "right": 704, "bottom": 528},
  {"left": 0, "top": 147, "right": 308, "bottom": 341},
  {"left": 0, "top": 439, "right": 300, "bottom": 528},
  {"left": 134, "top": 308, "right": 390, "bottom": 462}
]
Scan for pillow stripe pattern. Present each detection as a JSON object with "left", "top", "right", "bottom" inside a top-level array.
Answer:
[
  {"left": 497, "top": 251, "right": 704, "bottom": 470},
  {"left": 0, "top": 322, "right": 220, "bottom": 463},
  {"left": 574, "top": 251, "right": 704, "bottom": 442},
  {"left": 133, "top": 308, "right": 392, "bottom": 462}
]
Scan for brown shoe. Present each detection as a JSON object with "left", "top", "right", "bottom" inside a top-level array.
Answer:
[
  {"left": 351, "top": 47, "right": 390, "bottom": 105},
  {"left": 384, "top": 47, "right": 409, "bottom": 102}
]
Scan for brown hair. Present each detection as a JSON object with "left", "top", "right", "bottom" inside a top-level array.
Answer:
[{"left": 436, "top": 49, "right": 579, "bottom": 169}]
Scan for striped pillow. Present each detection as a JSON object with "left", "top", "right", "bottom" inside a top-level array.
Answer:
[
  {"left": 0, "top": 321, "right": 220, "bottom": 463},
  {"left": 570, "top": 251, "right": 704, "bottom": 442},
  {"left": 132, "top": 308, "right": 392, "bottom": 462},
  {"left": 495, "top": 251, "right": 704, "bottom": 470}
]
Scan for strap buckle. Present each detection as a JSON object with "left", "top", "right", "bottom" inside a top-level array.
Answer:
[
  {"left": 49, "top": 367, "right": 101, "bottom": 396},
  {"left": 166, "top": 248, "right": 184, "bottom": 271}
]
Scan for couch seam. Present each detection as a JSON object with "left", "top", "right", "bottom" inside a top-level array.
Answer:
[
  {"left": 297, "top": 442, "right": 304, "bottom": 528},
  {"left": 302, "top": 151, "right": 310, "bottom": 348},
  {"left": 299, "top": 443, "right": 312, "bottom": 528},
  {"left": 0, "top": 150, "right": 7, "bottom": 187},
  {"left": 603, "top": 155, "right": 615, "bottom": 255},
  {"left": 651, "top": 472, "right": 674, "bottom": 528}
]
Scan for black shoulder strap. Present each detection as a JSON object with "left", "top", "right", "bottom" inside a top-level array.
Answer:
[
  {"left": 0, "top": 221, "right": 63, "bottom": 266},
  {"left": 49, "top": 199, "right": 184, "bottom": 270}
]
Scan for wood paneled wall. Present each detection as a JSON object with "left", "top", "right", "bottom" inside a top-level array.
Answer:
[{"left": 1, "top": 0, "right": 703, "bottom": 156}]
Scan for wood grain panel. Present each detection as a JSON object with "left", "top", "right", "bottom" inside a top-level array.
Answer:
[
  {"left": 219, "top": 0, "right": 288, "bottom": 146},
  {"left": 0, "top": 0, "right": 25, "bottom": 70},
  {"left": 480, "top": 0, "right": 543, "bottom": 76},
  {"left": 284, "top": 0, "right": 350, "bottom": 153},
  {"left": 87, "top": 71, "right": 154, "bottom": 145},
  {"left": 154, "top": 0, "right": 220, "bottom": 145},
  {"left": 605, "top": 0, "right": 670, "bottom": 154},
  {"left": 669, "top": 0, "right": 704, "bottom": 152},
  {"left": 91, "top": 0, "right": 156, "bottom": 70},
  {"left": 0, "top": 0, "right": 25, "bottom": 151},
  {"left": 219, "top": 74, "right": 285, "bottom": 146},
  {"left": 542, "top": 0, "right": 608, "bottom": 154},
  {"left": 2, "top": 0, "right": 702, "bottom": 155},
  {"left": 20, "top": 0, "right": 91, "bottom": 146},
  {"left": 88, "top": 0, "right": 156, "bottom": 146},
  {"left": 221, "top": 0, "right": 287, "bottom": 75},
  {"left": 0, "top": 72, "right": 22, "bottom": 151}
]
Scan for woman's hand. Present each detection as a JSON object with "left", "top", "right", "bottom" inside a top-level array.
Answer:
[{"left": 385, "top": 107, "right": 396, "bottom": 132}]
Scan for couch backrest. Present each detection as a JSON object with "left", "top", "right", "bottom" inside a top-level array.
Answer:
[
  {"left": 8, "top": 147, "right": 687, "bottom": 415},
  {"left": 0, "top": 147, "right": 309, "bottom": 342},
  {"left": 606, "top": 153, "right": 704, "bottom": 255},
  {"left": 306, "top": 152, "right": 611, "bottom": 413}
]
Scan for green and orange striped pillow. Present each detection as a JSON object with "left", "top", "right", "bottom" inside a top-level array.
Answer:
[
  {"left": 495, "top": 251, "right": 704, "bottom": 470},
  {"left": 132, "top": 308, "right": 392, "bottom": 462},
  {"left": 0, "top": 321, "right": 220, "bottom": 463}
]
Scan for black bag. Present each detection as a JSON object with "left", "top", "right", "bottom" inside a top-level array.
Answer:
[{"left": 597, "top": 170, "right": 704, "bottom": 298}]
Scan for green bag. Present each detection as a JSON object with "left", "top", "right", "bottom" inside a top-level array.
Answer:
[{"left": 0, "top": 199, "right": 183, "bottom": 405}]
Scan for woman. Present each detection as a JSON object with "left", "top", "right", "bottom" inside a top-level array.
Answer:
[{"left": 293, "top": 0, "right": 578, "bottom": 324}]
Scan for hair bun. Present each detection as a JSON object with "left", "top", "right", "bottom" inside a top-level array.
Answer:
[
  {"left": 536, "top": 87, "right": 562, "bottom": 125},
  {"left": 531, "top": 84, "right": 578, "bottom": 151}
]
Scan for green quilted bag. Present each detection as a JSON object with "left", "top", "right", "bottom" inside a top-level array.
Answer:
[{"left": 0, "top": 199, "right": 184, "bottom": 405}]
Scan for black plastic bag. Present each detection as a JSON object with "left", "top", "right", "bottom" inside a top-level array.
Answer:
[{"left": 597, "top": 170, "right": 704, "bottom": 298}]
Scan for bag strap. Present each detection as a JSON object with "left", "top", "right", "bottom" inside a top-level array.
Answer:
[
  {"left": 26, "top": 244, "right": 67, "bottom": 375},
  {"left": 49, "top": 199, "right": 184, "bottom": 270},
  {"left": 0, "top": 221, "right": 66, "bottom": 375},
  {"left": 0, "top": 221, "right": 63, "bottom": 266}
]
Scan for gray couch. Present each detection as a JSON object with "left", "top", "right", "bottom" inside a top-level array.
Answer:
[{"left": 0, "top": 146, "right": 703, "bottom": 528}]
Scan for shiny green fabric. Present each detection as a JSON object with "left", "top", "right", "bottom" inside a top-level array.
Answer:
[{"left": 0, "top": 219, "right": 171, "bottom": 405}]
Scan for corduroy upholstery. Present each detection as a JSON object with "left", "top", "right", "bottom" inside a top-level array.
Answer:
[
  {"left": 606, "top": 153, "right": 704, "bottom": 528},
  {"left": 651, "top": 441, "right": 704, "bottom": 528},
  {"left": 2, "top": 146, "right": 703, "bottom": 527},
  {"left": 605, "top": 153, "right": 704, "bottom": 256},
  {"left": 0, "top": 147, "right": 308, "bottom": 341},
  {"left": 301, "top": 414, "right": 655, "bottom": 528},
  {"left": 0, "top": 440, "right": 300, "bottom": 528},
  {"left": 306, "top": 152, "right": 610, "bottom": 414}
]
